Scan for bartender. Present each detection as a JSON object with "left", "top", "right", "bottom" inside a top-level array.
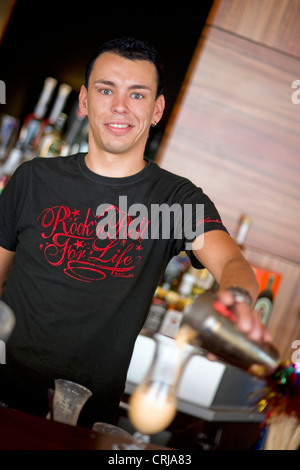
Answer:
[{"left": 0, "top": 37, "right": 270, "bottom": 428}]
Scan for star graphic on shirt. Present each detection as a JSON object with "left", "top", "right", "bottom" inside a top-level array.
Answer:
[
  {"left": 72, "top": 209, "right": 80, "bottom": 217},
  {"left": 74, "top": 240, "right": 84, "bottom": 249},
  {"left": 136, "top": 244, "right": 142, "bottom": 251}
]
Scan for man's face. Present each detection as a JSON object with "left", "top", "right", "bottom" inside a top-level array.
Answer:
[{"left": 79, "top": 52, "right": 165, "bottom": 158}]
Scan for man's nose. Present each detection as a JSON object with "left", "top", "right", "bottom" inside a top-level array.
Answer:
[{"left": 111, "top": 93, "right": 129, "bottom": 113}]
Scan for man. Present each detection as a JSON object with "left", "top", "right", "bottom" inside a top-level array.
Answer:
[{"left": 0, "top": 38, "right": 270, "bottom": 428}]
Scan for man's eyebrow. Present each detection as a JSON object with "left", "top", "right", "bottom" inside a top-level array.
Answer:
[
  {"left": 93, "top": 79, "right": 151, "bottom": 91},
  {"left": 128, "top": 84, "right": 151, "bottom": 92},
  {"left": 93, "top": 79, "right": 115, "bottom": 87}
]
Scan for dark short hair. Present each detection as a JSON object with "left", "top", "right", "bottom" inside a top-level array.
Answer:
[{"left": 85, "top": 37, "right": 164, "bottom": 98}]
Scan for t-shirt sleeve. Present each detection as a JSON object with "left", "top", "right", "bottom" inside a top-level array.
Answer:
[
  {"left": 0, "top": 164, "right": 27, "bottom": 251},
  {"left": 172, "top": 182, "right": 229, "bottom": 269}
]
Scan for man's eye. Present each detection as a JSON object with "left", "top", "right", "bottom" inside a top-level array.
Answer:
[
  {"left": 132, "top": 93, "right": 143, "bottom": 99},
  {"left": 100, "top": 89, "right": 112, "bottom": 95}
]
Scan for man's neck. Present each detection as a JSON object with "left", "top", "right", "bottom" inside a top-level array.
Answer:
[{"left": 84, "top": 150, "right": 147, "bottom": 178}]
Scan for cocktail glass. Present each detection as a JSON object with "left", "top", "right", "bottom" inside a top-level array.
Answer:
[{"left": 113, "top": 333, "right": 195, "bottom": 449}]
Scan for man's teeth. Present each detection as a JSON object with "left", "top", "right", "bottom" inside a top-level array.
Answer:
[{"left": 109, "top": 124, "right": 129, "bottom": 128}]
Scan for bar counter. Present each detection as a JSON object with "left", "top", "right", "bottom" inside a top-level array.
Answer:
[{"left": 0, "top": 406, "right": 170, "bottom": 450}]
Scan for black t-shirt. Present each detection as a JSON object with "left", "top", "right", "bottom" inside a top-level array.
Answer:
[{"left": 0, "top": 153, "right": 227, "bottom": 426}]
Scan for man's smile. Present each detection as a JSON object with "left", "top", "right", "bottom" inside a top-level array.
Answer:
[
  {"left": 108, "top": 123, "right": 130, "bottom": 128},
  {"left": 105, "top": 122, "right": 134, "bottom": 134}
]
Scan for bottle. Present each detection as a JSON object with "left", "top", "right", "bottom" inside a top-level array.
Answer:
[
  {"left": 59, "top": 104, "right": 86, "bottom": 156},
  {"left": 68, "top": 117, "right": 89, "bottom": 155},
  {"left": 192, "top": 268, "right": 215, "bottom": 294},
  {"left": 0, "top": 78, "right": 58, "bottom": 176},
  {"left": 161, "top": 253, "right": 190, "bottom": 292},
  {"left": 178, "top": 272, "right": 196, "bottom": 299},
  {"left": 38, "top": 112, "right": 67, "bottom": 158},
  {"left": 0, "top": 146, "right": 23, "bottom": 179},
  {"left": 17, "top": 77, "right": 58, "bottom": 153},
  {"left": 159, "top": 296, "right": 186, "bottom": 339},
  {"left": 158, "top": 287, "right": 194, "bottom": 339},
  {"left": 34, "top": 83, "right": 72, "bottom": 151},
  {"left": 254, "top": 275, "right": 275, "bottom": 325},
  {"left": 142, "top": 297, "right": 168, "bottom": 335},
  {"left": 0, "top": 114, "right": 19, "bottom": 161},
  {"left": 177, "top": 292, "right": 280, "bottom": 377},
  {"left": 235, "top": 214, "right": 252, "bottom": 250}
]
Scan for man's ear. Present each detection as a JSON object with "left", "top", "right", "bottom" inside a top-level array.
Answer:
[
  {"left": 153, "top": 94, "right": 165, "bottom": 125},
  {"left": 78, "top": 85, "right": 88, "bottom": 116}
]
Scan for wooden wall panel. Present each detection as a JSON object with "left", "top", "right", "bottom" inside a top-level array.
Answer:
[
  {"left": 156, "top": 0, "right": 300, "bottom": 359},
  {"left": 209, "top": 0, "right": 300, "bottom": 58},
  {"left": 157, "top": 25, "right": 300, "bottom": 263}
]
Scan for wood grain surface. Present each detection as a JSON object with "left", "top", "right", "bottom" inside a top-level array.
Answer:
[
  {"left": 208, "top": 0, "right": 300, "bottom": 59},
  {"left": 157, "top": 25, "right": 300, "bottom": 263},
  {"left": 156, "top": 0, "right": 300, "bottom": 359}
]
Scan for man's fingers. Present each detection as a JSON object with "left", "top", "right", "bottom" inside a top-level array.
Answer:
[{"left": 216, "top": 290, "right": 272, "bottom": 343}]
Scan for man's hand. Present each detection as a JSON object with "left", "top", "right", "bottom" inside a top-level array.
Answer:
[
  {"left": 187, "top": 290, "right": 273, "bottom": 363},
  {"left": 216, "top": 290, "right": 272, "bottom": 343}
]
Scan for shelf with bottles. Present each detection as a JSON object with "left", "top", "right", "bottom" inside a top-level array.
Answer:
[
  {"left": 141, "top": 214, "right": 259, "bottom": 339},
  {"left": 141, "top": 252, "right": 216, "bottom": 339},
  {"left": 0, "top": 77, "right": 89, "bottom": 192}
]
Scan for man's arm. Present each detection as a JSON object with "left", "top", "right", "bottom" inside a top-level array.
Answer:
[
  {"left": 192, "top": 230, "right": 259, "bottom": 300},
  {"left": 192, "top": 230, "right": 271, "bottom": 343},
  {"left": 0, "top": 246, "right": 15, "bottom": 297}
]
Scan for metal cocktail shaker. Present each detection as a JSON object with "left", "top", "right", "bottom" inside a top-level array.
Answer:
[{"left": 180, "top": 292, "right": 280, "bottom": 377}]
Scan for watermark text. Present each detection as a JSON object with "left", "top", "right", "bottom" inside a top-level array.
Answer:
[
  {"left": 291, "top": 339, "right": 300, "bottom": 364},
  {"left": 96, "top": 196, "right": 205, "bottom": 250},
  {"left": 291, "top": 80, "right": 300, "bottom": 104}
]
